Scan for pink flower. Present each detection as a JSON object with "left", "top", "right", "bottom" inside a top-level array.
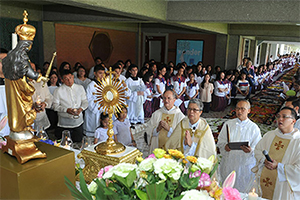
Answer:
[
  {"left": 97, "top": 165, "right": 113, "bottom": 178},
  {"left": 146, "top": 154, "right": 156, "bottom": 159},
  {"left": 189, "top": 170, "right": 201, "bottom": 178},
  {"left": 222, "top": 187, "right": 241, "bottom": 200},
  {"left": 189, "top": 171, "right": 211, "bottom": 188},
  {"left": 0, "top": 140, "right": 6, "bottom": 149},
  {"left": 198, "top": 172, "right": 211, "bottom": 188}
]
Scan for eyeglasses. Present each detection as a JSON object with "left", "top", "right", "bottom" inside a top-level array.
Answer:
[
  {"left": 187, "top": 108, "right": 201, "bottom": 112},
  {"left": 235, "top": 107, "right": 247, "bottom": 111},
  {"left": 275, "top": 114, "right": 294, "bottom": 119}
]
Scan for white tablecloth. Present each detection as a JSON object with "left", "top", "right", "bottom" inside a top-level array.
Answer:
[{"left": 0, "top": 85, "right": 9, "bottom": 137}]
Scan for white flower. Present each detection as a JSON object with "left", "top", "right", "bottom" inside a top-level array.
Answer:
[
  {"left": 181, "top": 189, "right": 214, "bottom": 200},
  {"left": 103, "top": 163, "right": 137, "bottom": 179},
  {"left": 138, "top": 158, "right": 156, "bottom": 172},
  {"left": 153, "top": 158, "right": 183, "bottom": 181},
  {"left": 88, "top": 180, "right": 98, "bottom": 194},
  {"left": 196, "top": 157, "right": 213, "bottom": 174}
]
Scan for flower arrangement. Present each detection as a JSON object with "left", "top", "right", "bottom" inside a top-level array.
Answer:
[
  {"left": 65, "top": 148, "right": 240, "bottom": 200},
  {"left": 0, "top": 116, "right": 8, "bottom": 149}
]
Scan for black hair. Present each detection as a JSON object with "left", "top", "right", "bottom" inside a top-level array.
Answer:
[
  {"left": 99, "top": 112, "right": 109, "bottom": 128},
  {"left": 125, "top": 64, "right": 138, "bottom": 78},
  {"left": 0, "top": 48, "right": 8, "bottom": 53},
  {"left": 94, "top": 64, "right": 105, "bottom": 73},
  {"left": 215, "top": 71, "right": 225, "bottom": 81},
  {"left": 279, "top": 107, "right": 297, "bottom": 120},
  {"left": 116, "top": 106, "right": 128, "bottom": 119},
  {"left": 59, "top": 61, "right": 71, "bottom": 75},
  {"left": 112, "top": 63, "right": 121, "bottom": 71},
  {"left": 60, "top": 69, "right": 72, "bottom": 78},
  {"left": 77, "top": 66, "right": 88, "bottom": 78},
  {"left": 94, "top": 57, "right": 102, "bottom": 62},
  {"left": 143, "top": 71, "right": 153, "bottom": 83},
  {"left": 47, "top": 71, "right": 60, "bottom": 86},
  {"left": 201, "top": 73, "right": 211, "bottom": 89},
  {"left": 74, "top": 62, "right": 82, "bottom": 71}
]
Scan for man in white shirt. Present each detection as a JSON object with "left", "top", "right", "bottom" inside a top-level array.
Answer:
[
  {"left": 253, "top": 107, "right": 300, "bottom": 199},
  {"left": 165, "top": 98, "right": 216, "bottom": 159},
  {"left": 53, "top": 70, "right": 88, "bottom": 142},
  {"left": 217, "top": 100, "right": 261, "bottom": 192},
  {"left": 284, "top": 97, "right": 300, "bottom": 130},
  {"left": 147, "top": 90, "right": 185, "bottom": 152}
]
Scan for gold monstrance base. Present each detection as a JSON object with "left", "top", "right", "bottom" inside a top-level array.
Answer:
[
  {"left": 2, "top": 136, "right": 47, "bottom": 164},
  {"left": 95, "top": 138, "right": 126, "bottom": 155}
]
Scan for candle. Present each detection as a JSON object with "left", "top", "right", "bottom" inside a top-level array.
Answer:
[
  {"left": 248, "top": 188, "right": 258, "bottom": 200},
  {"left": 12, "top": 33, "right": 18, "bottom": 49}
]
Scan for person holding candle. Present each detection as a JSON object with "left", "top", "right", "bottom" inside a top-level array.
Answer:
[
  {"left": 217, "top": 100, "right": 261, "bottom": 193},
  {"left": 30, "top": 62, "right": 53, "bottom": 131},
  {"left": 253, "top": 107, "right": 300, "bottom": 199},
  {"left": 53, "top": 70, "right": 88, "bottom": 142}
]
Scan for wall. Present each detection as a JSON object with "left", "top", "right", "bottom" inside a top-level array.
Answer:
[
  {"left": 168, "top": 33, "right": 216, "bottom": 66},
  {"left": 55, "top": 23, "right": 137, "bottom": 71}
]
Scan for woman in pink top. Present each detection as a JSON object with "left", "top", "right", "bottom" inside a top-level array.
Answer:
[{"left": 200, "top": 74, "right": 214, "bottom": 113}]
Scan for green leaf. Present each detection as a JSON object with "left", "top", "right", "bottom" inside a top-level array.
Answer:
[
  {"left": 64, "top": 176, "right": 87, "bottom": 200},
  {"left": 209, "top": 159, "right": 219, "bottom": 177},
  {"left": 172, "top": 195, "right": 183, "bottom": 200},
  {"left": 126, "top": 170, "right": 137, "bottom": 188},
  {"left": 94, "top": 179, "right": 108, "bottom": 200},
  {"left": 134, "top": 189, "right": 149, "bottom": 200},
  {"left": 145, "top": 182, "right": 168, "bottom": 200},
  {"left": 79, "top": 170, "right": 93, "bottom": 200}
]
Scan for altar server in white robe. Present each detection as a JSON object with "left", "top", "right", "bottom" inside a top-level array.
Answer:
[
  {"left": 147, "top": 90, "right": 185, "bottom": 152},
  {"left": 126, "top": 64, "right": 146, "bottom": 124},
  {"left": 252, "top": 107, "right": 300, "bottom": 200},
  {"left": 84, "top": 65, "right": 105, "bottom": 136},
  {"left": 217, "top": 100, "right": 261, "bottom": 193},
  {"left": 165, "top": 98, "right": 216, "bottom": 159}
]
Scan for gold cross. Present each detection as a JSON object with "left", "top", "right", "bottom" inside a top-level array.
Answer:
[
  {"left": 263, "top": 177, "right": 272, "bottom": 187},
  {"left": 275, "top": 140, "right": 284, "bottom": 150},
  {"left": 23, "top": 10, "right": 28, "bottom": 24}
]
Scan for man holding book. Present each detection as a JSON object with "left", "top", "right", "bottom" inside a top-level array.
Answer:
[{"left": 217, "top": 100, "right": 261, "bottom": 192}]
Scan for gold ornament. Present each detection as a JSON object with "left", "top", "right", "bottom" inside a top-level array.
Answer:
[
  {"left": 93, "top": 67, "right": 129, "bottom": 155},
  {"left": 15, "top": 10, "right": 36, "bottom": 41}
]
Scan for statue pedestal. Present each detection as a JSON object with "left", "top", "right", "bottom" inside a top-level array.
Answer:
[
  {"left": 0, "top": 142, "right": 75, "bottom": 199},
  {"left": 2, "top": 136, "right": 47, "bottom": 164},
  {"left": 77, "top": 145, "right": 142, "bottom": 183}
]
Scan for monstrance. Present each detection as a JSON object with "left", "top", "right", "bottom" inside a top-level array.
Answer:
[{"left": 93, "top": 67, "right": 128, "bottom": 155}]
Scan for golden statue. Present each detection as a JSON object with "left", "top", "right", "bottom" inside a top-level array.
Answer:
[{"left": 1, "top": 11, "right": 49, "bottom": 164}]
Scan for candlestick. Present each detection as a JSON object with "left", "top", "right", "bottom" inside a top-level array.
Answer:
[
  {"left": 248, "top": 188, "right": 258, "bottom": 200},
  {"left": 12, "top": 33, "right": 18, "bottom": 49}
]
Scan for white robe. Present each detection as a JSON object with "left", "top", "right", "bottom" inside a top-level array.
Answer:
[
  {"left": 253, "top": 128, "right": 300, "bottom": 200},
  {"left": 217, "top": 118, "right": 261, "bottom": 193},
  {"left": 126, "top": 77, "right": 145, "bottom": 124},
  {"left": 147, "top": 106, "right": 185, "bottom": 152},
  {"left": 32, "top": 81, "right": 53, "bottom": 130},
  {"left": 84, "top": 80, "right": 103, "bottom": 137}
]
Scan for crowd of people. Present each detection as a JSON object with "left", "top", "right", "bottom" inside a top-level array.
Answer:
[{"left": 1, "top": 46, "right": 300, "bottom": 198}]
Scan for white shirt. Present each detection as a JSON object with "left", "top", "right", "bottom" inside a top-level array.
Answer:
[
  {"left": 214, "top": 81, "right": 227, "bottom": 97},
  {"left": 53, "top": 83, "right": 88, "bottom": 128}
]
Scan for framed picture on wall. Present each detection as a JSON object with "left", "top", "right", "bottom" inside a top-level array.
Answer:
[{"left": 176, "top": 40, "right": 204, "bottom": 65}]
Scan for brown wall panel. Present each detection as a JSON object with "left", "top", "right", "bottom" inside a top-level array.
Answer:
[{"left": 55, "top": 23, "right": 137, "bottom": 72}]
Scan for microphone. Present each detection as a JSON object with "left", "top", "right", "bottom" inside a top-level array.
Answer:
[{"left": 262, "top": 150, "right": 273, "bottom": 162}]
